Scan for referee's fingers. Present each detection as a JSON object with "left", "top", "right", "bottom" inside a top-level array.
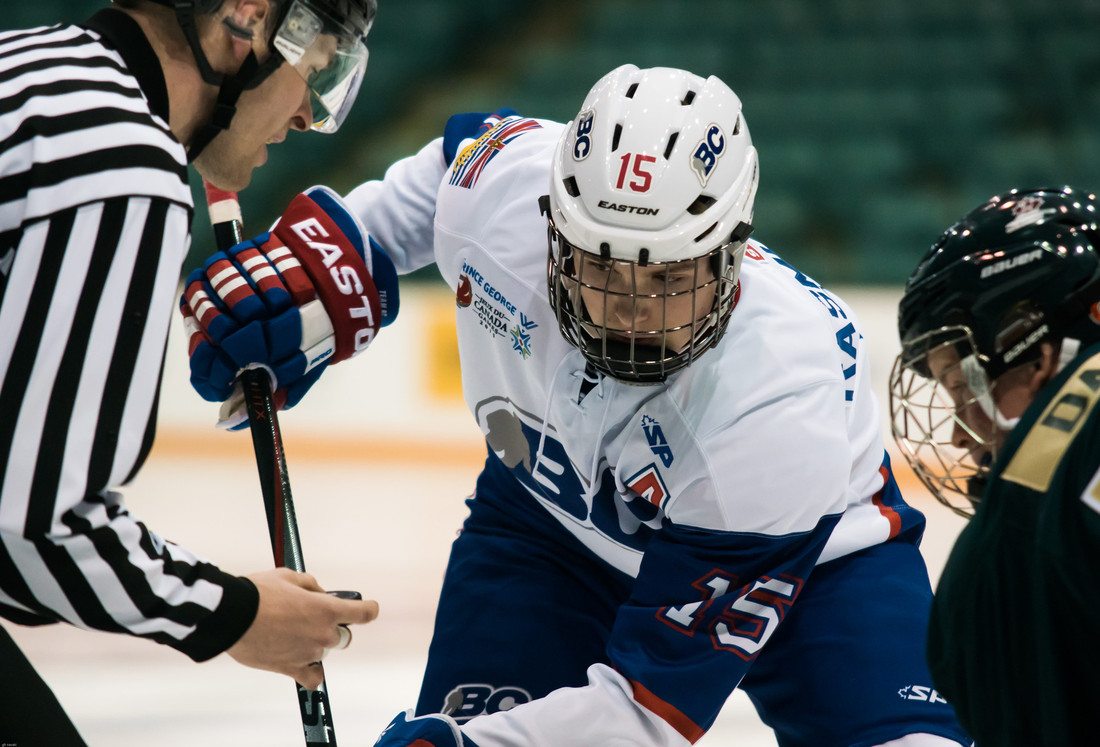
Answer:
[
  {"left": 279, "top": 569, "right": 324, "bottom": 592},
  {"left": 334, "top": 597, "right": 379, "bottom": 625},
  {"left": 294, "top": 664, "right": 325, "bottom": 691}
]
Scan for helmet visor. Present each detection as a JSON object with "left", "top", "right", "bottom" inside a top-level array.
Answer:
[{"left": 273, "top": 0, "right": 371, "bottom": 133}]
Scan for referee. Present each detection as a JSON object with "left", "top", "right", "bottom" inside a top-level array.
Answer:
[{"left": 0, "top": 1, "right": 379, "bottom": 743}]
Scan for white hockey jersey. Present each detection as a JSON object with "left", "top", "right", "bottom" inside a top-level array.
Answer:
[{"left": 344, "top": 113, "right": 925, "bottom": 746}]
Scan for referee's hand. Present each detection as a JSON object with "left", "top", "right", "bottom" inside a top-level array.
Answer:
[{"left": 227, "top": 568, "right": 379, "bottom": 689}]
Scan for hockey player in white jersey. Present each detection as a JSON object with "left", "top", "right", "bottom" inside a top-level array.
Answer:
[{"left": 181, "top": 65, "right": 969, "bottom": 746}]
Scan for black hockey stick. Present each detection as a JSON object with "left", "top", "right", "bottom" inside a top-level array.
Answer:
[{"left": 204, "top": 182, "right": 341, "bottom": 746}]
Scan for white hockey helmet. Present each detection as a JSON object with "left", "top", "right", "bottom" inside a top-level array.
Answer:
[{"left": 544, "top": 64, "right": 759, "bottom": 383}]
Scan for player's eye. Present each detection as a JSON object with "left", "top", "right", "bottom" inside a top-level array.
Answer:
[{"left": 944, "top": 381, "right": 970, "bottom": 400}]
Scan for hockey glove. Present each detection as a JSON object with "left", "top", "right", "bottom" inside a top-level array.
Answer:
[
  {"left": 375, "top": 711, "right": 480, "bottom": 747},
  {"left": 180, "top": 185, "right": 399, "bottom": 428}
]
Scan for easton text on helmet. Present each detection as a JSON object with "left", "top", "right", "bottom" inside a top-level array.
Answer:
[{"left": 597, "top": 200, "right": 660, "bottom": 216}]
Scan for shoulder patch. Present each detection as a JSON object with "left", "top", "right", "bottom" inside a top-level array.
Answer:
[
  {"left": 1003, "top": 350, "right": 1100, "bottom": 492},
  {"left": 442, "top": 110, "right": 517, "bottom": 165},
  {"left": 448, "top": 116, "right": 542, "bottom": 190}
]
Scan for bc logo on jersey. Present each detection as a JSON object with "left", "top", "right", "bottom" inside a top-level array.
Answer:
[
  {"left": 449, "top": 116, "right": 543, "bottom": 189},
  {"left": 691, "top": 123, "right": 725, "bottom": 187},
  {"left": 478, "top": 397, "right": 659, "bottom": 552},
  {"left": 442, "top": 684, "right": 532, "bottom": 722}
]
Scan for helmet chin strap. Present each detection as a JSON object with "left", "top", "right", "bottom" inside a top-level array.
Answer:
[
  {"left": 169, "top": 2, "right": 277, "bottom": 162},
  {"left": 186, "top": 50, "right": 261, "bottom": 162},
  {"left": 969, "top": 337, "right": 1081, "bottom": 432},
  {"left": 1057, "top": 338, "right": 1081, "bottom": 375},
  {"left": 960, "top": 354, "right": 1020, "bottom": 432}
]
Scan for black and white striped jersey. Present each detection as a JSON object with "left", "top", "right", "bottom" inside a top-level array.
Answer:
[{"left": 0, "top": 9, "right": 257, "bottom": 661}]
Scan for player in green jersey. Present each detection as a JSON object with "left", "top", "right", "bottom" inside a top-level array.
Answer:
[{"left": 889, "top": 186, "right": 1100, "bottom": 745}]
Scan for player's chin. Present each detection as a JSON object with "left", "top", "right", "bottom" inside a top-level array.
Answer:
[{"left": 604, "top": 332, "right": 691, "bottom": 355}]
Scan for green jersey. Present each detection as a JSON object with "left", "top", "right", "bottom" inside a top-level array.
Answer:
[{"left": 928, "top": 343, "right": 1100, "bottom": 745}]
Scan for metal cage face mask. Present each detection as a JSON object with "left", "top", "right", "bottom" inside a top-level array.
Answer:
[
  {"left": 546, "top": 216, "right": 742, "bottom": 384},
  {"left": 272, "top": 0, "right": 370, "bottom": 133},
  {"left": 889, "top": 326, "right": 1004, "bottom": 517}
]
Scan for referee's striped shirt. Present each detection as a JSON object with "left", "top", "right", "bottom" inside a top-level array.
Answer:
[{"left": 0, "top": 9, "right": 257, "bottom": 661}]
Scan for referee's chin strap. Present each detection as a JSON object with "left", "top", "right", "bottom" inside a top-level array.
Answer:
[
  {"left": 187, "top": 52, "right": 261, "bottom": 162},
  {"left": 170, "top": 1, "right": 274, "bottom": 162}
]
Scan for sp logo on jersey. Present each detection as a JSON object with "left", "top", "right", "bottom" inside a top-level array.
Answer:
[
  {"left": 641, "top": 415, "right": 674, "bottom": 467},
  {"left": 691, "top": 123, "right": 726, "bottom": 187},
  {"left": 897, "top": 685, "right": 949, "bottom": 704}
]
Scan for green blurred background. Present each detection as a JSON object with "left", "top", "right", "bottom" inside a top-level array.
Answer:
[{"left": 11, "top": 0, "right": 1100, "bottom": 284}]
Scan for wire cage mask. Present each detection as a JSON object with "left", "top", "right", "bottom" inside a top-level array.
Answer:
[
  {"left": 889, "top": 325, "right": 1008, "bottom": 517},
  {"left": 546, "top": 213, "right": 743, "bottom": 384}
]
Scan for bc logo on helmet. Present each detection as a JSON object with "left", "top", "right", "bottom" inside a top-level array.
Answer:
[
  {"left": 691, "top": 123, "right": 726, "bottom": 187},
  {"left": 573, "top": 109, "right": 595, "bottom": 161}
]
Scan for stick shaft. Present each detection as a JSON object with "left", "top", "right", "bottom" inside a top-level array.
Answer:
[{"left": 203, "top": 182, "right": 339, "bottom": 746}]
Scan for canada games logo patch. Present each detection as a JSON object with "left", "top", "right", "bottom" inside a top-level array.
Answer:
[{"left": 460, "top": 261, "right": 538, "bottom": 360}]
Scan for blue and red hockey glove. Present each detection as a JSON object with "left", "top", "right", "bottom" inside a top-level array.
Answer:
[
  {"left": 375, "top": 711, "right": 480, "bottom": 747},
  {"left": 179, "top": 185, "right": 399, "bottom": 428}
]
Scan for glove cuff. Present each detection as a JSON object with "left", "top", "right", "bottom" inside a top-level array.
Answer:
[
  {"left": 273, "top": 191, "right": 383, "bottom": 363},
  {"left": 305, "top": 185, "right": 399, "bottom": 327}
]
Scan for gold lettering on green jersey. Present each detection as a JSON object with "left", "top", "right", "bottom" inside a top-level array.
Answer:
[{"left": 1002, "top": 352, "right": 1100, "bottom": 492}]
